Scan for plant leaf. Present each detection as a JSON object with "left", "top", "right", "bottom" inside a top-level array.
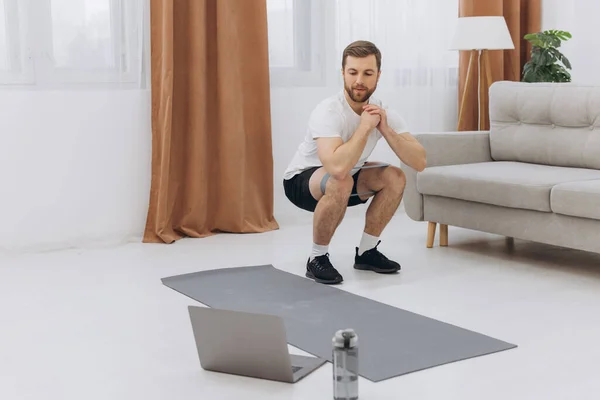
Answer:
[
  {"left": 522, "top": 29, "right": 572, "bottom": 82},
  {"left": 524, "top": 32, "right": 544, "bottom": 47}
]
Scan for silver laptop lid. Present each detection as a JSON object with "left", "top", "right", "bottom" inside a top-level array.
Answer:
[{"left": 188, "top": 306, "right": 295, "bottom": 382}]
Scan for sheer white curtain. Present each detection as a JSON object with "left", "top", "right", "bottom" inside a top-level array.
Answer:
[
  {"left": 0, "top": 0, "right": 145, "bottom": 87},
  {"left": 267, "top": 0, "right": 459, "bottom": 132}
]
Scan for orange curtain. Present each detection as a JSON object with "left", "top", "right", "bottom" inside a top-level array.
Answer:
[
  {"left": 458, "top": 0, "right": 541, "bottom": 131},
  {"left": 143, "top": 0, "right": 279, "bottom": 244}
]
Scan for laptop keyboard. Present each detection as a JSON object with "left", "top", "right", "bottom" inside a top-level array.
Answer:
[{"left": 292, "top": 366, "right": 302, "bottom": 373}]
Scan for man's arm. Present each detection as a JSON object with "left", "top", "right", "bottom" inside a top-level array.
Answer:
[
  {"left": 363, "top": 105, "right": 427, "bottom": 172},
  {"left": 380, "top": 129, "right": 427, "bottom": 172},
  {"left": 316, "top": 111, "right": 380, "bottom": 180}
]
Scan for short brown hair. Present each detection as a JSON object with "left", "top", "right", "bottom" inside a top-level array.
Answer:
[{"left": 342, "top": 40, "right": 381, "bottom": 71}]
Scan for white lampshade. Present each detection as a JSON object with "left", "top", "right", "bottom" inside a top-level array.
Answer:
[{"left": 450, "top": 16, "right": 515, "bottom": 50}]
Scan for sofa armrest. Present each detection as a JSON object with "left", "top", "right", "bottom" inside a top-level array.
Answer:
[{"left": 401, "top": 131, "right": 492, "bottom": 221}]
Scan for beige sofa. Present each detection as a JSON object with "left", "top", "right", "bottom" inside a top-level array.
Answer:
[{"left": 402, "top": 81, "right": 600, "bottom": 253}]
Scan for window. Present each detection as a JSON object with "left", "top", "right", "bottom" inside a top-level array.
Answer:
[
  {"left": 267, "top": 0, "right": 458, "bottom": 89},
  {"left": 0, "top": 0, "right": 145, "bottom": 88},
  {"left": 51, "top": 0, "right": 119, "bottom": 69},
  {"left": 267, "top": 0, "right": 459, "bottom": 131},
  {"left": 266, "top": 0, "right": 294, "bottom": 68},
  {"left": 266, "top": 0, "right": 327, "bottom": 87}
]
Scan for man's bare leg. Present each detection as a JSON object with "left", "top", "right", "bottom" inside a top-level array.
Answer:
[
  {"left": 353, "top": 164, "right": 406, "bottom": 273},
  {"left": 361, "top": 167, "right": 406, "bottom": 237},
  {"left": 309, "top": 168, "right": 354, "bottom": 247},
  {"left": 304, "top": 168, "right": 353, "bottom": 284}
]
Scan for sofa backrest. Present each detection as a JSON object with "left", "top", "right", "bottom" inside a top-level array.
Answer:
[{"left": 489, "top": 81, "right": 600, "bottom": 170}]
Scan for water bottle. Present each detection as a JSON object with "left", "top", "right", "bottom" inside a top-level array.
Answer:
[{"left": 332, "top": 328, "right": 359, "bottom": 400}]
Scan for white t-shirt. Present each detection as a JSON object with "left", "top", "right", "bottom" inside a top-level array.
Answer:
[{"left": 283, "top": 91, "right": 409, "bottom": 180}]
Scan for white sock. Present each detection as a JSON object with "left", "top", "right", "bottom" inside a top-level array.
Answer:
[
  {"left": 358, "top": 232, "right": 379, "bottom": 255},
  {"left": 310, "top": 243, "right": 329, "bottom": 261}
]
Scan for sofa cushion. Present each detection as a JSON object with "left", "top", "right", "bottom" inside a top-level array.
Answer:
[
  {"left": 551, "top": 180, "right": 600, "bottom": 221},
  {"left": 416, "top": 161, "right": 600, "bottom": 212},
  {"left": 489, "top": 82, "right": 600, "bottom": 170}
]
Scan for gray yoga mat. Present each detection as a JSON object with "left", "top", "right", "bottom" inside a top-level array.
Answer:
[{"left": 162, "top": 265, "right": 516, "bottom": 382}]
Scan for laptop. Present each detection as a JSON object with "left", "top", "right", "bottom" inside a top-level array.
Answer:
[{"left": 188, "top": 306, "right": 327, "bottom": 383}]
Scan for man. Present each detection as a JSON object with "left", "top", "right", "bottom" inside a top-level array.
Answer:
[{"left": 283, "top": 40, "right": 427, "bottom": 284}]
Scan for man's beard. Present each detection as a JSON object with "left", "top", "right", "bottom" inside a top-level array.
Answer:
[{"left": 345, "top": 83, "right": 376, "bottom": 103}]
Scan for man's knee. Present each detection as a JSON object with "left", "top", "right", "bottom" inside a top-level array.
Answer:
[
  {"left": 325, "top": 173, "right": 354, "bottom": 199},
  {"left": 383, "top": 167, "right": 406, "bottom": 194}
]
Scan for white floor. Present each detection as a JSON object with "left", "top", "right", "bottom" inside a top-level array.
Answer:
[{"left": 2, "top": 208, "right": 600, "bottom": 400}]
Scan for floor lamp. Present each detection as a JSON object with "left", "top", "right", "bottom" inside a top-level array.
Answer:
[{"left": 450, "top": 16, "right": 514, "bottom": 131}]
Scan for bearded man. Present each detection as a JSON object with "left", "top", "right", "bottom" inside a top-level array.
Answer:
[{"left": 283, "top": 40, "right": 427, "bottom": 284}]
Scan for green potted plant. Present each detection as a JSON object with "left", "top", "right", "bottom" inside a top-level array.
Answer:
[{"left": 522, "top": 30, "right": 572, "bottom": 82}]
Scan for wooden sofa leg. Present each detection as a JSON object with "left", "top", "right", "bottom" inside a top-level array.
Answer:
[
  {"left": 440, "top": 224, "right": 448, "bottom": 247},
  {"left": 427, "top": 222, "right": 437, "bottom": 248}
]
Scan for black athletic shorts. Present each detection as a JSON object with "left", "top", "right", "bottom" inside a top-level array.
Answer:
[{"left": 283, "top": 167, "right": 368, "bottom": 212}]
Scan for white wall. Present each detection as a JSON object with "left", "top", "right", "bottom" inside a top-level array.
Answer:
[
  {"left": 542, "top": 0, "right": 600, "bottom": 84},
  {"left": 0, "top": 89, "right": 152, "bottom": 252}
]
